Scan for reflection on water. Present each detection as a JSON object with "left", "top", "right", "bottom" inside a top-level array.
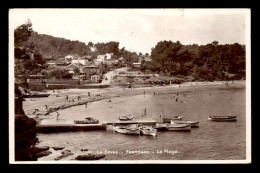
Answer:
[{"left": 37, "top": 87, "right": 246, "bottom": 160}]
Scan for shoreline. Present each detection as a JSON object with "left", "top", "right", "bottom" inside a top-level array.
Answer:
[{"left": 24, "top": 80, "right": 245, "bottom": 124}]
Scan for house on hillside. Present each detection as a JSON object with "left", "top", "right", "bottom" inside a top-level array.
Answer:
[
  {"left": 105, "top": 59, "right": 119, "bottom": 65},
  {"left": 65, "top": 54, "right": 81, "bottom": 61},
  {"left": 47, "top": 59, "right": 68, "bottom": 70},
  {"left": 71, "top": 59, "right": 88, "bottom": 65},
  {"left": 132, "top": 62, "right": 142, "bottom": 68},
  {"left": 97, "top": 55, "right": 106, "bottom": 63},
  {"left": 66, "top": 60, "right": 103, "bottom": 82},
  {"left": 97, "top": 53, "right": 114, "bottom": 63},
  {"left": 91, "top": 75, "right": 101, "bottom": 83},
  {"left": 82, "top": 63, "right": 101, "bottom": 79},
  {"left": 66, "top": 63, "right": 84, "bottom": 74}
]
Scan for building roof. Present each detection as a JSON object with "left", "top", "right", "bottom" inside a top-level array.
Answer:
[{"left": 97, "top": 55, "right": 107, "bottom": 58}]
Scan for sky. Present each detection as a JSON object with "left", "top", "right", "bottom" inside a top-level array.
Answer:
[{"left": 9, "top": 9, "right": 249, "bottom": 54}]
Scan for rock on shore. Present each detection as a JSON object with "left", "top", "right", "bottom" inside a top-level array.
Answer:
[{"left": 75, "top": 153, "right": 106, "bottom": 160}]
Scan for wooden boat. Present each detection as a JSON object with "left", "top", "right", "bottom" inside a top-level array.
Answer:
[
  {"left": 166, "top": 123, "right": 191, "bottom": 131},
  {"left": 154, "top": 123, "right": 168, "bottom": 131},
  {"left": 162, "top": 116, "right": 183, "bottom": 123},
  {"left": 119, "top": 115, "right": 134, "bottom": 121},
  {"left": 23, "top": 93, "right": 50, "bottom": 98},
  {"left": 171, "top": 120, "right": 199, "bottom": 127},
  {"left": 113, "top": 124, "right": 140, "bottom": 135},
  {"left": 139, "top": 126, "right": 157, "bottom": 136},
  {"left": 208, "top": 116, "right": 237, "bottom": 121},
  {"left": 74, "top": 117, "right": 99, "bottom": 124}
]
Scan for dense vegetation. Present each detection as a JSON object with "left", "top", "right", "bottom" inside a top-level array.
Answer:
[
  {"left": 146, "top": 40, "right": 246, "bottom": 81},
  {"left": 14, "top": 20, "right": 246, "bottom": 81}
]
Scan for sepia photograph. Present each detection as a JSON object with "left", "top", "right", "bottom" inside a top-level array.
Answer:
[{"left": 9, "top": 8, "right": 251, "bottom": 164}]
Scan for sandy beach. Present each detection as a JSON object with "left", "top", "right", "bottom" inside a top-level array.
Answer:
[{"left": 23, "top": 80, "right": 245, "bottom": 123}]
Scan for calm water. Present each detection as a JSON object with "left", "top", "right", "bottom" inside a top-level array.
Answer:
[{"left": 37, "top": 87, "right": 246, "bottom": 160}]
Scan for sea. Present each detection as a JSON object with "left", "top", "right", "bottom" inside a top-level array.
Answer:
[{"left": 36, "top": 86, "right": 246, "bottom": 161}]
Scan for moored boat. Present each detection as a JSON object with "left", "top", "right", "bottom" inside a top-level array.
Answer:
[
  {"left": 154, "top": 123, "right": 168, "bottom": 131},
  {"left": 208, "top": 116, "right": 237, "bottom": 121},
  {"left": 166, "top": 123, "right": 191, "bottom": 131},
  {"left": 162, "top": 116, "right": 183, "bottom": 123},
  {"left": 113, "top": 124, "right": 140, "bottom": 135},
  {"left": 119, "top": 115, "right": 134, "bottom": 121},
  {"left": 139, "top": 126, "right": 157, "bottom": 136},
  {"left": 74, "top": 117, "right": 99, "bottom": 124},
  {"left": 171, "top": 120, "right": 199, "bottom": 127}
]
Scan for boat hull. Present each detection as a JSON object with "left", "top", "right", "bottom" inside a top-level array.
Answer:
[
  {"left": 139, "top": 127, "right": 157, "bottom": 136},
  {"left": 166, "top": 124, "right": 191, "bottom": 131},
  {"left": 113, "top": 126, "right": 140, "bottom": 135},
  {"left": 171, "top": 120, "right": 199, "bottom": 127},
  {"left": 162, "top": 117, "right": 182, "bottom": 123},
  {"left": 119, "top": 115, "right": 134, "bottom": 121},
  {"left": 154, "top": 124, "right": 168, "bottom": 131},
  {"left": 208, "top": 116, "right": 237, "bottom": 121}
]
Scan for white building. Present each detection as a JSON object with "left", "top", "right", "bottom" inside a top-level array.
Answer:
[
  {"left": 97, "top": 53, "right": 114, "bottom": 62},
  {"left": 71, "top": 59, "right": 88, "bottom": 65},
  {"left": 65, "top": 54, "right": 81, "bottom": 61}
]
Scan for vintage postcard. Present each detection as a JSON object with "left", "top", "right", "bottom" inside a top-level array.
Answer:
[{"left": 9, "top": 8, "right": 251, "bottom": 164}]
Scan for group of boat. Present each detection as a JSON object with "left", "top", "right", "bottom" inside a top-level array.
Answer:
[
  {"left": 73, "top": 114, "right": 237, "bottom": 137},
  {"left": 112, "top": 114, "right": 237, "bottom": 136},
  {"left": 155, "top": 117, "right": 199, "bottom": 132},
  {"left": 113, "top": 124, "right": 158, "bottom": 136},
  {"left": 112, "top": 115, "right": 200, "bottom": 136}
]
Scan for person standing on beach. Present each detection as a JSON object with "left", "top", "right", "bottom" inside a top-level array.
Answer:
[
  {"left": 144, "top": 108, "right": 147, "bottom": 116},
  {"left": 78, "top": 94, "right": 81, "bottom": 101},
  {"left": 144, "top": 91, "right": 145, "bottom": 97},
  {"left": 66, "top": 95, "right": 69, "bottom": 102},
  {"left": 56, "top": 112, "right": 60, "bottom": 120}
]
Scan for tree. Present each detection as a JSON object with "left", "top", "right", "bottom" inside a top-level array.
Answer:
[
  {"left": 151, "top": 40, "right": 183, "bottom": 74},
  {"left": 88, "top": 42, "right": 94, "bottom": 48},
  {"left": 34, "top": 52, "right": 46, "bottom": 65},
  {"left": 14, "top": 19, "right": 33, "bottom": 47}
]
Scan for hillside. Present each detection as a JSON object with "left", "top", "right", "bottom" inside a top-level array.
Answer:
[{"left": 23, "top": 32, "right": 91, "bottom": 59}]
